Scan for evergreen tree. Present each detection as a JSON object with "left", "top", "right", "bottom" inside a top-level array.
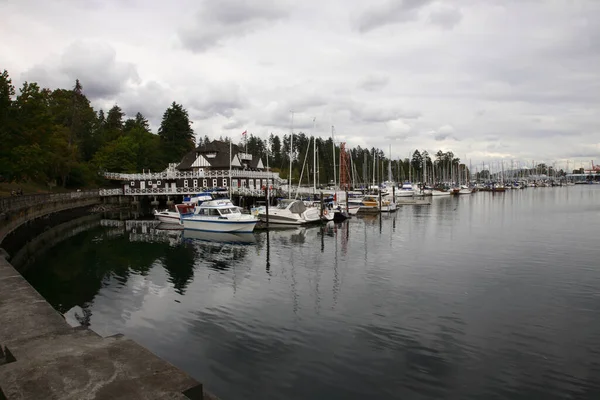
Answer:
[
  {"left": 0, "top": 70, "right": 16, "bottom": 180},
  {"left": 158, "top": 102, "right": 195, "bottom": 163}
]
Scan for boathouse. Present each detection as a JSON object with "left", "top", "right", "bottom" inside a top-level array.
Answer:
[{"left": 102, "top": 140, "right": 283, "bottom": 197}]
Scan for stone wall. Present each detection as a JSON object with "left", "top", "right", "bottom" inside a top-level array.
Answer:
[{"left": 0, "top": 192, "right": 101, "bottom": 243}]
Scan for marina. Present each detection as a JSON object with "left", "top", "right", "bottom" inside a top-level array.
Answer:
[{"left": 4, "top": 185, "right": 598, "bottom": 399}]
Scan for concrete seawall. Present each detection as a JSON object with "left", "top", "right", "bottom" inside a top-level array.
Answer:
[
  {"left": 0, "top": 192, "right": 101, "bottom": 242},
  {"left": 0, "top": 209, "right": 220, "bottom": 399}
]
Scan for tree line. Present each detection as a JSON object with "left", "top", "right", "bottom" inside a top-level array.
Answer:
[
  {"left": 0, "top": 70, "right": 194, "bottom": 188},
  {"left": 2, "top": 69, "right": 473, "bottom": 189}
]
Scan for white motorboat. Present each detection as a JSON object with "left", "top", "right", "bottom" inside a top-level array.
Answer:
[
  {"left": 395, "top": 182, "right": 415, "bottom": 197},
  {"left": 344, "top": 204, "right": 360, "bottom": 215},
  {"left": 258, "top": 199, "right": 321, "bottom": 225},
  {"left": 458, "top": 185, "right": 472, "bottom": 195},
  {"left": 416, "top": 186, "right": 433, "bottom": 196},
  {"left": 181, "top": 198, "right": 258, "bottom": 233},
  {"left": 154, "top": 204, "right": 195, "bottom": 224},
  {"left": 431, "top": 189, "right": 451, "bottom": 196}
]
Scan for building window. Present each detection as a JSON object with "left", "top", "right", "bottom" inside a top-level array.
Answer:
[
  {"left": 157, "top": 180, "right": 161, "bottom": 186},
  {"left": 130, "top": 181, "right": 135, "bottom": 186},
  {"left": 193, "top": 179, "right": 198, "bottom": 187},
  {"left": 223, "top": 178, "right": 228, "bottom": 187},
  {"left": 184, "top": 180, "right": 189, "bottom": 188},
  {"left": 203, "top": 179, "right": 207, "bottom": 187},
  {"left": 232, "top": 179, "right": 238, "bottom": 188},
  {"left": 212, "top": 178, "right": 217, "bottom": 187},
  {"left": 148, "top": 181, "right": 152, "bottom": 186},
  {"left": 241, "top": 180, "right": 246, "bottom": 188}
]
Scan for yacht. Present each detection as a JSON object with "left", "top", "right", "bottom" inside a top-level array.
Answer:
[
  {"left": 258, "top": 199, "right": 322, "bottom": 225},
  {"left": 154, "top": 192, "right": 214, "bottom": 224},
  {"left": 181, "top": 198, "right": 258, "bottom": 233},
  {"left": 359, "top": 195, "right": 397, "bottom": 213},
  {"left": 458, "top": 185, "right": 472, "bottom": 195},
  {"left": 431, "top": 188, "right": 451, "bottom": 196},
  {"left": 395, "top": 182, "right": 415, "bottom": 197},
  {"left": 154, "top": 203, "right": 194, "bottom": 224}
]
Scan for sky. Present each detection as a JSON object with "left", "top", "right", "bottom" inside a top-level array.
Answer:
[{"left": 1, "top": 0, "right": 599, "bottom": 170}]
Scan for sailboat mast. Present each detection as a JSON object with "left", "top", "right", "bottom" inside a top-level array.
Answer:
[
  {"left": 331, "top": 125, "right": 337, "bottom": 188},
  {"left": 289, "top": 111, "right": 294, "bottom": 199},
  {"left": 313, "top": 117, "right": 317, "bottom": 193},
  {"left": 388, "top": 145, "right": 392, "bottom": 183}
]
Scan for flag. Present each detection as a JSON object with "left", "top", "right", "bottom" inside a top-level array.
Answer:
[{"left": 242, "top": 130, "right": 247, "bottom": 136}]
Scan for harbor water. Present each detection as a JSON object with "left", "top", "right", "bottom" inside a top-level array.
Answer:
[{"left": 22, "top": 187, "right": 600, "bottom": 399}]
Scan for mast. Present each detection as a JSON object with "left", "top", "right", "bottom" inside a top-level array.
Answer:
[
  {"left": 372, "top": 150, "right": 376, "bottom": 188},
  {"left": 289, "top": 111, "right": 294, "bottom": 199},
  {"left": 229, "top": 136, "right": 232, "bottom": 198},
  {"left": 388, "top": 145, "right": 393, "bottom": 183},
  {"left": 331, "top": 125, "right": 337, "bottom": 188},
  {"left": 313, "top": 117, "right": 317, "bottom": 193},
  {"left": 266, "top": 133, "right": 270, "bottom": 199},
  {"left": 408, "top": 152, "right": 411, "bottom": 183}
]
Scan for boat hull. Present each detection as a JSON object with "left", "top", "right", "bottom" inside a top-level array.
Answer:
[
  {"left": 182, "top": 217, "right": 257, "bottom": 233},
  {"left": 258, "top": 214, "right": 320, "bottom": 225},
  {"left": 154, "top": 211, "right": 183, "bottom": 225}
]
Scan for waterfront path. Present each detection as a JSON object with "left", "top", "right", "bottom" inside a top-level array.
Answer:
[{"left": 0, "top": 252, "right": 216, "bottom": 399}]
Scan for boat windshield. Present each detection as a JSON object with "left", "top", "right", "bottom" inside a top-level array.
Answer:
[
  {"left": 219, "top": 207, "right": 239, "bottom": 215},
  {"left": 276, "top": 200, "right": 294, "bottom": 209}
]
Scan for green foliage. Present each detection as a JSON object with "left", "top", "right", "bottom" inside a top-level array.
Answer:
[
  {"left": 158, "top": 102, "right": 195, "bottom": 164},
  {"left": 0, "top": 70, "right": 173, "bottom": 187}
]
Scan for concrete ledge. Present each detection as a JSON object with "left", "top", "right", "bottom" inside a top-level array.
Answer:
[{"left": 0, "top": 255, "right": 218, "bottom": 400}]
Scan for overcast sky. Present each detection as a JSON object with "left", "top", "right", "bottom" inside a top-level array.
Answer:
[{"left": 1, "top": 0, "right": 599, "bottom": 169}]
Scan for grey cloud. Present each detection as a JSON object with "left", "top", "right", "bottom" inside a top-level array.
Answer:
[
  {"left": 119, "top": 81, "right": 170, "bottom": 126},
  {"left": 178, "top": 0, "right": 291, "bottom": 51},
  {"left": 355, "top": 0, "right": 434, "bottom": 33},
  {"left": 384, "top": 134, "right": 409, "bottom": 141},
  {"left": 434, "top": 132, "right": 451, "bottom": 141},
  {"left": 358, "top": 75, "right": 390, "bottom": 92},
  {"left": 189, "top": 83, "right": 247, "bottom": 120},
  {"left": 428, "top": 5, "right": 462, "bottom": 30},
  {"left": 22, "top": 41, "right": 139, "bottom": 100},
  {"left": 258, "top": 109, "right": 315, "bottom": 131},
  {"left": 223, "top": 119, "right": 247, "bottom": 130},
  {"left": 431, "top": 125, "right": 456, "bottom": 141},
  {"left": 348, "top": 103, "right": 421, "bottom": 123}
]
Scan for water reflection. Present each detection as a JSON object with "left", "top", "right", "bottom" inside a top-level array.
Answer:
[{"left": 19, "top": 187, "right": 600, "bottom": 400}]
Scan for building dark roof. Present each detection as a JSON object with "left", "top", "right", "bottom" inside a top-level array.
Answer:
[
  {"left": 176, "top": 151, "right": 198, "bottom": 170},
  {"left": 249, "top": 156, "right": 264, "bottom": 170},
  {"left": 177, "top": 140, "right": 248, "bottom": 171}
]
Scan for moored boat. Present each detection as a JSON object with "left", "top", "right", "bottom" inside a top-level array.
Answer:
[
  {"left": 154, "top": 203, "right": 195, "bottom": 224},
  {"left": 182, "top": 198, "right": 258, "bottom": 233},
  {"left": 395, "top": 182, "right": 415, "bottom": 197},
  {"left": 258, "top": 199, "right": 321, "bottom": 225}
]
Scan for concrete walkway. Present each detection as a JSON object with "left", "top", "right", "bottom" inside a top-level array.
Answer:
[{"left": 0, "top": 253, "right": 216, "bottom": 400}]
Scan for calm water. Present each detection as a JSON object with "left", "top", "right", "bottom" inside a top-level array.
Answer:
[{"left": 23, "top": 187, "right": 600, "bottom": 399}]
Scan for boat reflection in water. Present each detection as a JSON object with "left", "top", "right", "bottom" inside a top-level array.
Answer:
[{"left": 182, "top": 229, "right": 257, "bottom": 245}]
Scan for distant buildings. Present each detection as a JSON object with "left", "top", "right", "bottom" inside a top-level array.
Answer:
[{"left": 103, "top": 140, "right": 281, "bottom": 196}]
